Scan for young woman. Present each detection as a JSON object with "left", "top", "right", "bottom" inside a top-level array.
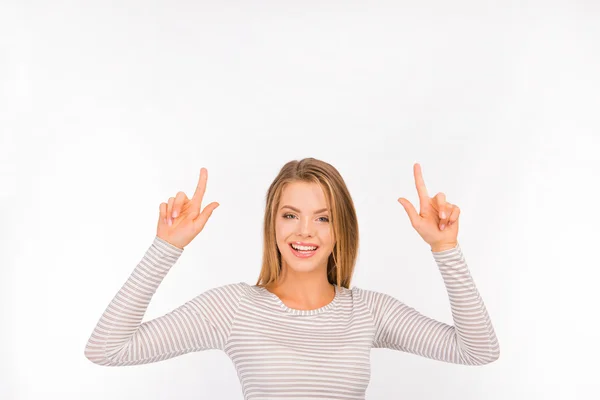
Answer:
[{"left": 84, "top": 158, "right": 500, "bottom": 399}]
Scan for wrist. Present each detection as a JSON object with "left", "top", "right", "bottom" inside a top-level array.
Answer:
[{"left": 431, "top": 242, "right": 458, "bottom": 252}]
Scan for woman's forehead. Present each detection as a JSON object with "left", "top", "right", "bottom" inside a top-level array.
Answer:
[{"left": 279, "top": 181, "right": 329, "bottom": 210}]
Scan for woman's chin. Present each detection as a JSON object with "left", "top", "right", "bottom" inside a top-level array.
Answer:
[{"left": 282, "top": 257, "right": 326, "bottom": 273}]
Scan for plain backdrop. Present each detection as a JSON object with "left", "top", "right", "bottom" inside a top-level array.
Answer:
[{"left": 1, "top": 1, "right": 599, "bottom": 399}]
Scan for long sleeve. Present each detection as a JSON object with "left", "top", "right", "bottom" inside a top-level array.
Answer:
[
  {"left": 355, "top": 242, "right": 500, "bottom": 366},
  {"left": 84, "top": 235, "right": 248, "bottom": 367}
]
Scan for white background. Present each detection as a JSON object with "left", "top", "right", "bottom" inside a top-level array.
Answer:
[{"left": 2, "top": 1, "right": 599, "bottom": 399}]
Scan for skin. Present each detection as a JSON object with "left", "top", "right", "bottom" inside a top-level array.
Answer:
[
  {"left": 264, "top": 181, "right": 337, "bottom": 310},
  {"left": 397, "top": 163, "right": 460, "bottom": 253}
]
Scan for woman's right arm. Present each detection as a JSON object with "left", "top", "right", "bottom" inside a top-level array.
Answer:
[
  {"left": 84, "top": 167, "right": 243, "bottom": 366},
  {"left": 84, "top": 235, "right": 247, "bottom": 366}
]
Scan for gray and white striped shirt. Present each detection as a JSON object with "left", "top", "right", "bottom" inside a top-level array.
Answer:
[{"left": 85, "top": 235, "right": 500, "bottom": 399}]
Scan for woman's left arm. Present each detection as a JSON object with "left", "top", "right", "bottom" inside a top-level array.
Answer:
[
  {"left": 374, "top": 163, "right": 501, "bottom": 365},
  {"left": 357, "top": 243, "right": 500, "bottom": 365}
]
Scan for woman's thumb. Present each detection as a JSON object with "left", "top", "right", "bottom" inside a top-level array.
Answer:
[{"left": 398, "top": 197, "right": 419, "bottom": 227}]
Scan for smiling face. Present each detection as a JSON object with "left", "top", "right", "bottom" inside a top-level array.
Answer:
[{"left": 275, "top": 180, "right": 335, "bottom": 276}]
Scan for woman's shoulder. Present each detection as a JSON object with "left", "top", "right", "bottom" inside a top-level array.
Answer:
[
  {"left": 347, "top": 285, "right": 396, "bottom": 304},
  {"left": 210, "top": 281, "right": 285, "bottom": 301},
  {"left": 197, "top": 281, "right": 254, "bottom": 301},
  {"left": 347, "top": 285, "right": 377, "bottom": 296}
]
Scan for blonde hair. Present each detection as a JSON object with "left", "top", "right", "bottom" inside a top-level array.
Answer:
[{"left": 255, "top": 158, "right": 359, "bottom": 289}]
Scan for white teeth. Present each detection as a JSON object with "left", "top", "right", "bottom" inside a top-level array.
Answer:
[{"left": 291, "top": 244, "right": 317, "bottom": 251}]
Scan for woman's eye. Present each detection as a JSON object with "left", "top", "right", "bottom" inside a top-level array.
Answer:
[{"left": 282, "top": 213, "right": 328, "bottom": 222}]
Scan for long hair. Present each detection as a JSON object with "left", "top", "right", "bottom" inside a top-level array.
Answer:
[{"left": 255, "top": 158, "right": 359, "bottom": 289}]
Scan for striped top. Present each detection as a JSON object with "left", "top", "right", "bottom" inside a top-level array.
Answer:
[{"left": 85, "top": 236, "right": 500, "bottom": 399}]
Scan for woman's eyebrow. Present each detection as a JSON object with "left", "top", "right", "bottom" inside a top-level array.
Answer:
[{"left": 280, "top": 205, "right": 330, "bottom": 214}]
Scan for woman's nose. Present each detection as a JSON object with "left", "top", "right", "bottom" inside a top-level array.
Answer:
[{"left": 297, "top": 218, "right": 316, "bottom": 236}]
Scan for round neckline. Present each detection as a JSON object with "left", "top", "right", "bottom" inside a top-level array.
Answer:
[{"left": 258, "top": 284, "right": 340, "bottom": 315}]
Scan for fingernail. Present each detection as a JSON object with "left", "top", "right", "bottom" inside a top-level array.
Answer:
[
  {"left": 441, "top": 212, "right": 446, "bottom": 219},
  {"left": 172, "top": 211, "right": 178, "bottom": 219},
  {"left": 168, "top": 218, "right": 172, "bottom": 226},
  {"left": 440, "top": 224, "right": 445, "bottom": 230}
]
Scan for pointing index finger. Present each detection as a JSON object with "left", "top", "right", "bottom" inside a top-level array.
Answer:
[
  {"left": 414, "top": 163, "right": 429, "bottom": 201},
  {"left": 192, "top": 167, "right": 208, "bottom": 207}
]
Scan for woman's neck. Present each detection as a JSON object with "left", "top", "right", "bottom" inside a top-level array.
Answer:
[{"left": 265, "top": 278, "right": 335, "bottom": 310}]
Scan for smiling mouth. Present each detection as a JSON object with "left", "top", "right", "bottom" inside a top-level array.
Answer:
[
  {"left": 288, "top": 243, "right": 319, "bottom": 258},
  {"left": 289, "top": 243, "right": 319, "bottom": 250}
]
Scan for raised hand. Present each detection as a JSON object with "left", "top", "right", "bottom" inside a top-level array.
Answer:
[
  {"left": 397, "top": 163, "right": 460, "bottom": 252},
  {"left": 156, "top": 168, "right": 220, "bottom": 250}
]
